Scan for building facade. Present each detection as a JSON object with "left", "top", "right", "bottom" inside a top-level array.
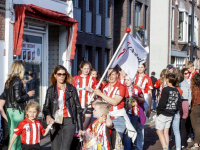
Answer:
[
  {"left": 0, "top": 0, "right": 76, "bottom": 107},
  {"left": 150, "top": 0, "right": 200, "bottom": 78},
  {"left": 72, "top": 0, "right": 151, "bottom": 76}
]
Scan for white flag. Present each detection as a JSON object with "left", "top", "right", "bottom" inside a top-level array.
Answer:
[{"left": 110, "top": 34, "right": 149, "bottom": 80}]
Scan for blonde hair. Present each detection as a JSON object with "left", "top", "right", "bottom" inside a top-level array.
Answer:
[
  {"left": 25, "top": 101, "right": 41, "bottom": 118},
  {"left": 187, "top": 61, "right": 194, "bottom": 67},
  {"left": 93, "top": 102, "right": 111, "bottom": 116},
  {"left": 50, "top": 65, "right": 72, "bottom": 85},
  {"left": 6, "top": 61, "right": 24, "bottom": 89},
  {"left": 160, "top": 69, "right": 167, "bottom": 87}
]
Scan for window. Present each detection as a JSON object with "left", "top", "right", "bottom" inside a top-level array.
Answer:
[
  {"left": 73, "top": 0, "right": 79, "bottom": 7},
  {"left": 179, "top": 12, "right": 184, "bottom": 41},
  {"left": 85, "top": 47, "right": 89, "bottom": 61},
  {"left": 128, "top": 0, "right": 132, "bottom": 26},
  {"left": 105, "top": 0, "right": 108, "bottom": 17},
  {"left": 194, "top": 15, "right": 199, "bottom": 46},
  {"left": 104, "top": 49, "right": 110, "bottom": 70},
  {"left": 188, "top": 15, "right": 192, "bottom": 43},
  {"left": 86, "top": 0, "right": 89, "bottom": 11},
  {"left": 178, "top": 2, "right": 188, "bottom": 42},
  {"left": 171, "top": 6, "right": 175, "bottom": 40},
  {"left": 96, "top": 0, "right": 99, "bottom": 14},
  {"left": 135, "top": 3, "right": 141, "bottom": 27},
  {"left": 95, "top": 49, "right": 99, "bottom": 70}
]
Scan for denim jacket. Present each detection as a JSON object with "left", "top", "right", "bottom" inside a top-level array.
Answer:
[{"left": 179, "top": 80, "right": 191, "bottom": 106}]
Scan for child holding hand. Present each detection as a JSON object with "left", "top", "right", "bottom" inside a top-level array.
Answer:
[
  {"left": 80, "top": 102, "right": 123, "bottom": 150},
  {"left": 8, "top": 101, "right": 53, "bottom": 150}
]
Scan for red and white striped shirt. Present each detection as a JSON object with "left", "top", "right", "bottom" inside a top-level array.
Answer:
[
  {"left": 72, "top": 74, "right": 97, "bottom": 108},
  {"left": 187, "top": 71, "right": 198, "bottom": 84},
  {"left": 14, "top": 118, "right": 45, "bottom": 145},
  {"left": 101, "top": 81, "right": 126, "bottom": 112},
  {"left": 134, "top": 74, "right": 153, "bottom": 104},
  {"left": 126, "top": 85, "right": 144, "bottom": 115}
]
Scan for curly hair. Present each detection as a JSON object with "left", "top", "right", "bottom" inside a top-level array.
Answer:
[{"left": 191, "top": 73, "right": 200, "bottom": 89}]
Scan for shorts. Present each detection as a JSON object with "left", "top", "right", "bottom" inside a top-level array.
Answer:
[
  {"left": 155, "top": 114, "right": 173, "bottom": 130},
  {"left": 22, "top": 143, "right": 41, "bottom": 150}
]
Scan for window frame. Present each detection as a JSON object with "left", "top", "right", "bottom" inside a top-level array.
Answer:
[{"left": 178, "top": 9, "right": 189, "bottom": 43}]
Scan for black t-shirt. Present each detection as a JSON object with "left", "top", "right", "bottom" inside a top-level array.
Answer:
[
  {"left": 150, "top": 76, "right": 157, "bottom": 92},
  {"left": 157, "top": 86, "right": 182, "bottom": 116}
]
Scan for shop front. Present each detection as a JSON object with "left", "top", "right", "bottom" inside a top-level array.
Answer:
[{"left": 3, "top": 0, "right": 78, "bottom": 108}]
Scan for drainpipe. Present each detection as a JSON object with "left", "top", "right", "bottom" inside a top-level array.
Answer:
[{"left": 190, "top": 0, "right": 194, "bottom": 61}]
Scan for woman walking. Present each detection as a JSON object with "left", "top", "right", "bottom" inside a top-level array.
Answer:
[{"left": 43, "top": 65, "right": 83, "bottom": 150}]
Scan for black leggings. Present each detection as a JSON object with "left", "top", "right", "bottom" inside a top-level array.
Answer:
[
  {"left": 50, "top": 117, "right": 76, "bottom": 150},
  {"left": 180, "top": 118, "right": 187, "bottom": 147}
]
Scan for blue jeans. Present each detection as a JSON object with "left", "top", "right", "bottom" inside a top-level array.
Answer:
[
  {"left": 123, "top": 115, "right": 139, "bottom": 150},
  {"left": 144, "top": 101, "right": 149, "bottom": 115},
  {"left": 152, "top": 91, "right": 157, "bottom": 110},
  {"left": 172, "top": 111, "right": 181, "bottom": 150},
  {"left": 112, "top": 116, "right": 126, "bottom": 138},
  {"left": 136, "top": 122, "right": 144, "bottom": 150}
]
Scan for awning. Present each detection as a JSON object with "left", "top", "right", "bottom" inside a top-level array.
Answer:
[
  {"left": 171, "top": 49, "right": 188, "bottom": 58},
  {"left": 14, "top": 4, "right": 78, "bottom": 59}
]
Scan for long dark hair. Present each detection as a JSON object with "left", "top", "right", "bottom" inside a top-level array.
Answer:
[{"left": 50, "top": 65, "right": 72, "bottom": 85}]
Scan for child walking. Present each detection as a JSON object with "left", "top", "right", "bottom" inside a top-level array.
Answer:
[
  {"left": 81, "top": 101, "right": 123, "bottom": 150},
  {"left": 8, "top": 101, "right": 53, "bottom": 150},
  {"left": 156, "top": 73, "right": 182, "bottom": 150}
]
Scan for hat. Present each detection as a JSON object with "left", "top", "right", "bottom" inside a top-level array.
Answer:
[{"left": 166, "top": 64, "right": 173, "bottom": 70}]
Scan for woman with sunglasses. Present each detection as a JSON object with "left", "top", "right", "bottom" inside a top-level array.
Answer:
[
  {"left": 43, "top": 65, "right": 83, "bottom": 150},
  {"left": 72, "top": 61, "right": 97, "bottom": 130},
  {"left": 179, "top": 68, "right": 191, "bottom": 150}
]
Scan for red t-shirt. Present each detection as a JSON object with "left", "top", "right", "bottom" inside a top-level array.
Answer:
[
  {"left": 125, "top": 85, "right": 144, "bottom": 115},
  {"left": 14, "top": 118, "right": 45, "bottom": 145},
  {"left": 72, "top": 74, "right": 97, "bottom": 108},
  {"left": 101, "top": 81, "right": 126, "bottom": 112},
  {"left": 57, "top": 86, "right": 70, "bottom": 117},
  {"left": 134, "top": 74, "right": 153, "bottom": 94}
]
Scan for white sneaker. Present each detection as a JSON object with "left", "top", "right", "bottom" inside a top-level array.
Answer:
[{"left": 187, "top": 137, "right": 192, "bottom": 142}]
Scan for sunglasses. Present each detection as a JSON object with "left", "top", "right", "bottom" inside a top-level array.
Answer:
[
  {"left": 57, "top": 73, "right": 67, "bottom": 77},
  {"left": 184, "top": 73, "right": 188, "bottom": 75}
]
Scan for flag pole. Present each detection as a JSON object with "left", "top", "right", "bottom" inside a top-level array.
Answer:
[{"left": 88, "top": 27, "right": 131, "bottom": 103}]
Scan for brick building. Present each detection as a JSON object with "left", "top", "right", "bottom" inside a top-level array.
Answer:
[
  {"left": 72, "top": 0, "right": 151, "bottom": 76},
  {"left": 150, "top": 0, "right": 200, "bottom": 78}
]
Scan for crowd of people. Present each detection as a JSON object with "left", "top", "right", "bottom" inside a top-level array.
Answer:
[{"left": 0, "top": 60, "right": 199, "bottom": 150}]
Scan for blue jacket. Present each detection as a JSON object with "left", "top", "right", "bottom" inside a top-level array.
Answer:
[{"left": 179, "top": 80, "right": 191, "bottom": 106}]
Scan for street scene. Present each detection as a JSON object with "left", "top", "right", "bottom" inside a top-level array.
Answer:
[{"left": 0, "top": 0, "right": 200, "bottom": 150}]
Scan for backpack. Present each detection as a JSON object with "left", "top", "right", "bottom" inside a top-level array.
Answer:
[{"left": 90, "top": 120, "right": 124, "bottom": 150}]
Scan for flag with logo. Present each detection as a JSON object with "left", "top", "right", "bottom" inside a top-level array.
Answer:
[{"left": 110, "top": 34, "right": 149, "bottom": 80}]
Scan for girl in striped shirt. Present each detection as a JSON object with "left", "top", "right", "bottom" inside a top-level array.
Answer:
[{"left": 8, "top": 101, "right": 53, "bottom": 150}]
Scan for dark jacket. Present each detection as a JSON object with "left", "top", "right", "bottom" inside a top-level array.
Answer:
[
  {"left": 150, "top": 76, "right": 157, "bottom": 93},
  {"left": 0, "top": 76, "right": 29, "bottom": 112},
  {"left": 43, "top": 83, "right": 83, "bottom": 130}
]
